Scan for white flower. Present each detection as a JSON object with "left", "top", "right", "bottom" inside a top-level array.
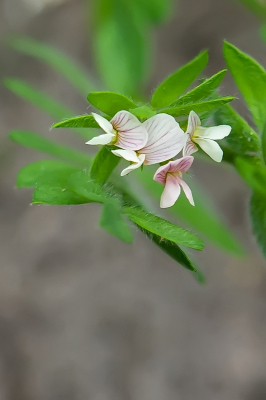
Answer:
[
  {"left": 86, "top": 110, "right": 148, "bottom": 150},
  {"left": 112, "top": 113, "right": 186, "bottom": 176},
  {"left": 183, "top": 110, "right": 231, "bottom": 162}
]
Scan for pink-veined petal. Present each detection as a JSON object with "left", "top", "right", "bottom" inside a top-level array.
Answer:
[
  {"left": 111, "top": 111, "right": 148, "bottom": 150},
  {"left": 193, "top": 137, "right": 223, "bottom": 162},
  {"left": 92, "top": 112, "right": 114, "bottom": 134},
  {"left": 141, "top": 114, "right": 186, "bottom": 165},
  {"left": 168, "top": 156, "right": 194, "bottom": 174},
  {"left": 120, "top": 154, "right": 145, "bottom": 176},
  {"left": 111, "top": 149, "right": 139, "bottom": 163},
  {"left": 186, "top": 110, "right": 201, "bottom": 137},
  {"left": 179, "top": 179, "right": 194, "bottom": 206},
  {"left": 195, "top": 125, "right": 231, "bottom": 140},
  {"left": 86, "top": 132, "right": 115, "bottom": 146},
  {"left": 183, "top": 137, "right": 198, "bottom": 156},
  {"left": 153, "top": 163, "right": 171, "bottom": 184},
  {"left": 160, "top": 174, "right": 181, "bottom": 208}
]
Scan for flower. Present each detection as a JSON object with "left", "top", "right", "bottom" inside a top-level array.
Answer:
[
  {"left": 112, "top": 113, "right": 186, "bottom": 176},
  {"left": 153, "top": 156, "right": 194, "bottom": 208},
  {"left": 86, "top": 111, "right": 148, "bottom": 150},
  {"left": 183, "top": 110, "right": 231, "bottom": 162}
]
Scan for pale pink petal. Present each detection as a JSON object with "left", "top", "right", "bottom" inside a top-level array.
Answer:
[
  {"left": 86, "top": 132, "right": 115, "bottom": 145},
  {"left": 195, "top": 125, "right": 231, "bottom": 140},
  {"left": 193, "top": 138, "right": 223, "bottom": 162},
  {"left": 92, "top": 112, "right": 114, "bottom": 134},
  {"left": 111, "top": 111, "right": 148, "bottom": 150},
  {"left": 167, "top": 156, "right": 194, "bottom": 174},
  {"left": 186, "top": 110, "right": 201, "bottom": 137},
  {"left": 179, "top": 179, "right": 195, "bottom": 206},
  {"left": 160, "top": 174, "right": 181, "bottom": 208},
  {"left": 153, "top": 163, "right": 172, "bottom": 184},
  {"left": 141, "top": 114, "right": 186, "bottom": 165},
  {"left": 183, "top": 137, "right": 198, "bottom": 156},
  {"left": 120, "top": 154, "right": 145, "bottom": 176},
  {"left": 111, "top": 149, "right": 139, "bottom": 163}
]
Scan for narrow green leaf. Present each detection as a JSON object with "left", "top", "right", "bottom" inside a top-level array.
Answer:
[
  {"left": 133, "top": 0, "right": 172, "bottom": 23},
  {"left": 262, "top": 122, "right": 266, "bottom": 164},
  {"left": 162, "top": 97, "right": 234, "bottom": 117},
  {"left": 238, "top": 0, "right": 266, "bottom": 20},
  {"left": 250, "top": 192, "right": 266, "bottom": 259},
  {"left": 68, "top": 170, "right": 110, "bottom": 203},
  {"left": 8, "top": 36, "right": 96, "bottom": 97},
  {"left": 224, "top": 41, "right": 266, "bottom": 131},
  {"left": 88, "top": 91, "right": 137, "bottom": 116},
  {"left": 151, "top": 50, "right": 209, "bottom": 108},
  {"left": 122, "top": 206, "right": 204, "bottom": 250},
  {"left": 134, "top": 168, "right": 244, "bottom": 255},
  {"left": 138, "top": 226, "right": 197, "bottom": 271},
  {"left": 90, "top": 146, "right": 120, "bottom": 185},
  {"left": 17, "top": 160, "right": 80, "bottom": 188},
  {"left": 4, "top": 78, "right": 73, "bottom": 120},
  {"left": 235, "top": 158, "right": 266, "bottom": 197},
  {"left": 171, "top": 70, "right": 227, "bottom": 106},
  {"left": 129, "top": 105, "right": 156, "bottom": 119},
  {"left": 4, "top": 78, "right": 93, "bottom": 139},
  {"left": 213, "top": 104, "right": 261, "bottom": 163},
  {"left": 100, "top": 200, "right": 133, "bottom": 243},
  {"left": 53, "top": 115, "right": 99, "bottom": 129},
  {"left": 9, "top": 130, "right": 92, "bottom": 168},
  {"left": 32, "top": 184, "right": 89, "bottom": 205}
]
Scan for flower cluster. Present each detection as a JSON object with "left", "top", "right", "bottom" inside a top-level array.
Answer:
[{"left": 86, "top": 110, "right": 231, "bottom": 208}]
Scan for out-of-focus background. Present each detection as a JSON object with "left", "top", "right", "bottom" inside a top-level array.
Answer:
[{"left": 1, "top": 0, "right": 266, "bottom": 399}]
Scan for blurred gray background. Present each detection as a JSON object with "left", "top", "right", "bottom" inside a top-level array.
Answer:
[{"left": 1, "top": 0, "right": 266, "bottom": 399}]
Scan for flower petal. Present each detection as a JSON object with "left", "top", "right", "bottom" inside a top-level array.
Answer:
[
  {"left": 111, "top": 149, "right": 145, "bottom": 176},
  {"left": 121, "top": 154, "right": 145, "bottom": 176},
  {"left": 160, "top": 174, "right": 181, "bottom": 208},
  {"left": 111, "top": 149, "right": 140, "bottom": 163},
  {"left": 86, "top": 132, "right": 115, "bottom": 145},
  {"left": 179, "top": 179, "right": 194, "bottom": 206},
  {"left": 193, "top": 138, "right": 223, "bottom": 162},
  {"left": 195, "top": 125, "right": 231, "bottom": 140},
  {"left": 111, "top": 111, "right": 148, "bottom": 150},
  {"left": 183, "top": 138, "right": 198, "bottom": 157},
  {"left": 167, "top": 156, "right": 194, "bottom": 174},
  {"left": 141, "top": 114, "right": 186, "bottom": 165},
  {"left": 186, "top": 110, "right": 201, "bottom": 136},
  {"left": 153, "top": 163, "right": 171, "bottom": 184},
  {"left": 92, "top": 113, "right": 114, "bottom": 134}
]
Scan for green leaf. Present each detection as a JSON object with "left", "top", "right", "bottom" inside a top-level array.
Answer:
[
  {"left": 213, "top": 105, "right": 261, "bottom": 163},
  {"left": 8, "top": 36, "right": 96, "bottom": 97},
  {"left": 235, "top": 158, "right": 266, "bottom": 197},
  {"left": 133, "top": 0, "right": 172, "bottom": 23},
  {"left": 92, "top": 0, "right": 150, "bottom": 94},
  {"left": 90, "top": 146, "right": 120, "bottom": 185},
  {"left": 88, "top": 91, "right": 137, "bottom": 116},
  {"left": 17, "top": 160, "right": 80, "bottom": 188},
  {"left": 262, "top": 122, "right": 266, "bottom": 164},
  {"left": 9, "top": 130, "right": 92, "bottom": 168},
  {"left": 223, "top": 41, "right": 266, "bottom": 131},
  {"left": 238, "top": 0, "right": 266, "bottom": 19},
  {"left": 100, "top": 200, "right": 133, "bottom": 243},
  {"left": 52, "top": 115, "right": 100, "bottom": 129},
  {"left": 4, "top": 78, "right": 73, "bottom": 120},
  {"left": 4, "top": 78, "right": 93, "bottom": 139},
  {"left": 129, "top": 105, "right": 156, "bottom": 119},
  {"left": 151, "top": 50, "right": 209, "bottom": 108},
  {"left": 250, "top": 192, "right": 266, "bottom": 259},
  {"left": 134, "top": 168, "right": 244, "bottom": 255},
  {"left": 68, "top": 170, "right": 110, "bottom": 203},
  {"left": 138, "top": 226, "right": 197, "bottom": 271},
  {"left": 122, "top": 206, "right": 204, "bottom": 250},
  {"left": 161, "top": 97, "right": 234, "bottom": 117},
  {"left": 32, "top": 184, "right": 89, "bottom": 205},
  {"left": 171, "top": 70, "right": 227, "bottom": 106}
]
